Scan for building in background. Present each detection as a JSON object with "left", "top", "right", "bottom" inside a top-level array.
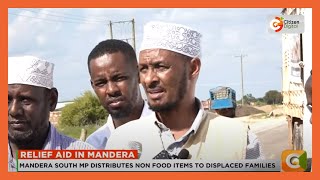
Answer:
[{"left": 49, "top": 101, "right": 74, "bottom": 126}]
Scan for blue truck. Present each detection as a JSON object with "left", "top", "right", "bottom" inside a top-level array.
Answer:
[{"left": 209, "top": 86, "right": 236, "bottom": 116}]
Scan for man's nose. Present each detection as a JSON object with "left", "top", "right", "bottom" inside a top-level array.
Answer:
[
  {"left": 142, "top": 69, "right": 159, "bottom": 87},
  {"left": 9, "top": 100, "right": 23, "bottom": 117},
  {"left": 105, "top": 82, "right": 121, "bottom": 97}
]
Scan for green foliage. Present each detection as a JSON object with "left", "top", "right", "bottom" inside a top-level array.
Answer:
[
  {"left": 255, "top": 100, "right": 267, "bottom": 106},
  {"left": 256, "top": 97, "right": 264, "bottom": 102},
  {"left": 59, "top": 91, "right": 108, "bottom": 127},
  {"left": 243, "top": 94, "right": 256, "bottom": 104},
  {"left": 238, "top": 93, "right": 257, "bottom": 105},
  {"left": 236, "top": 92, "right": 280, "bottom": 106},
  {"left": 263, "top": 90, "right": 283, "bottom": 105},
  {"left": 56, "top": 122, "right": 106, "bottom": 139}
]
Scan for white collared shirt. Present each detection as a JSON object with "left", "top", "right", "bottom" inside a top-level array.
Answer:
[
  {"left": 86, "top": 101, "right": 153, "bottom": 149},
  {"left": 106, "top": 98, "right": 264, "bottom": 159},
  {"left": 154, "top": 98, "right": 204, "bottom": 155},
  {"left": 154, "top": 98, "right": 264, "bottom": 159}
]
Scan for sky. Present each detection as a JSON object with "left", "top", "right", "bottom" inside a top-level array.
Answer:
[{"left": 8, "top": 8, "right": 283, "bottom": 102}]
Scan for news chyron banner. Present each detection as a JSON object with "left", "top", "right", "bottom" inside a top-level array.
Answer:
[{"left": 16, "top": 150, "right": 281, "bottom": 172}]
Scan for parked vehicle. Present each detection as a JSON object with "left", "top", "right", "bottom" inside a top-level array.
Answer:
[{"left": 209, "top": 86, "right": 236, "bottom": 110}]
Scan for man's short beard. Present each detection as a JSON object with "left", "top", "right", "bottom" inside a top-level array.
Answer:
[
  {"left": 8, "top": 129, "right": 37, "bottom": 148},
  {"left": 108, "top": 105, "right": 133, "bottom": 119},
  {"left": 148, "top": 101, "right": 177, "bottom": 112},
  {"left": 108, "top": 96, "right": 136, "bottom": 120},
  {"left": 148, "top": 69, "right": 187, "bottom": 112},
  {"left": 106, "top": 88, "right": 139, "bottom": 120}
]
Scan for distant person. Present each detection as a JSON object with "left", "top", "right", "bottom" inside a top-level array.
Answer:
[
  {"left": 210, "top": 86, "right": 236, "bottom": 118},
  {"left": 215, "top": 108, "right": 236, "bottom": 118},
  {"left": 8, "top": 56, "right": 94, "bottom": 172},
  {"left": 85, "top": 39, "right": 153, "bottom": 149},
  {"left": 106, "top": 21, "right": 263, "bottom": 160}
]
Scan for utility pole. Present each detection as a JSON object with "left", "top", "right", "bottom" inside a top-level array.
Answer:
[
  {"left": 107, "top": 19, "right": 136, "bottom": 51},
  {"left": 235, "top": 54, "right": 247, "bottom": 106},
  {"left": 132, "top": 18, "right": 136, "bottom": 51},
  {"left": 109, "top": 21, "right": 113, "bottom": 39}
]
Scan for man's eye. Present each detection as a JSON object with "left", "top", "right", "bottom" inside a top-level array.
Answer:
[
  {"left": 95, "top": 81, "right": 106, "bottom": 87},
  {"left": 139, "top": 67, "right": 147, "bottom": 73},
  {"left": 116, "top": 76, "right": 127, "bottom": 82},
  {"left": 22, "top": 99, "right": 32, "bottom": 105},
  {"left": 156, "top": 65, "right": 168, "bottom": 71},
  {"left": 159, "top": 66, "right": 167, "bottom": 70}
]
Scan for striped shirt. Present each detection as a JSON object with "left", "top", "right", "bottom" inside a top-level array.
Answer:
[{"left": 8, "top": 123, "right": 94, "bottom": 172}]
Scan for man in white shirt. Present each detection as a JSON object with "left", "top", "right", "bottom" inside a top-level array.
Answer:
[
  {"left": 106, "top": 21, "right": 263, "bottom": 160},
  {"left": 86, "top": 39, "right": 153, "bottom": 149}
]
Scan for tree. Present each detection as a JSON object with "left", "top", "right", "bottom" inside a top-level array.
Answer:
[
  {"left": 244, "top": 94, "right": 256, "bottom": 104},
  {"left": 238, "top": 93, "right": 256, "bottom": 105},
  {"left": 263, "top": 90, "right": 283, "bottom": 105},
  {"left": 59, "top": 91, "right": 108, "bottom": 127}
]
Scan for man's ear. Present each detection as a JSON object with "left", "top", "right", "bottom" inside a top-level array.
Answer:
[
  {"left": 49, "top": 88, "right": 58, "bottom": 111},
  {"left": 190, "top": 57, "right": 201, "bottom": 79},
  {"left": 90, "top": 79, "right": 94, "bottom": 88}
]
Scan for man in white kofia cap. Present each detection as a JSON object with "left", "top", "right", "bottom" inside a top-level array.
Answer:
[
  {"left": 106, "top": 21, "right": 263, "bottom": 160},
  {"left": 8, "top": 56, "right": 94, "bottom": 172}
]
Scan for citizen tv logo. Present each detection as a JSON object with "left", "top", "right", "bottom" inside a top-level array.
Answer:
[{"left": 281, "top": 150, "right": 307, "bottom": 172}]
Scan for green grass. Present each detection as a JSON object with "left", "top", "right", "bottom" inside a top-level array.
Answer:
[{"left": 56, "top": 119, "right": 107, "bottom": 140}]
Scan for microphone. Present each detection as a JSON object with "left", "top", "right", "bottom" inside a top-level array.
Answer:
[
  {"left": 127, "top": 141, "right": 142, "bottom": 159},
  {"left": 153, "top": 150, "right": 172, "bottom": 159},
  {"left": 153, "top": 149, "right": 190, "bottom": 159},
  {"left": 171, "top": 149, "right": 190, "bottom": 159},
  {"left": 177, "top": 149, "right": 189, "bottom": 159}
]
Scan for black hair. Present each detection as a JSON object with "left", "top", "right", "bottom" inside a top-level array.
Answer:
[{"left": 87, "top": 39, "right": 137, "bottom": 73}]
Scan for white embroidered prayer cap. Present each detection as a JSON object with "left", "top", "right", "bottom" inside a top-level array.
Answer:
[
  {"left": 140, "top": 21, "right": 201, "bottom": 58},
  {"left": 8, "top": 56, "right": 54, "bottom": 89}
]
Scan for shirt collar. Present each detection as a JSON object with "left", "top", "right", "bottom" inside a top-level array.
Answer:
[
  {"left": 106, "top": 113, "right": 115, "bottom": 131},
  {"left": 141, "top": 100, "right": 153, "bottom": 117},
  {"left": 154, "top": 98, "right": 205, "bottom": 140},
  {"left": 107, "top": 100, "right": 153, "bottom": 132},
  {"left": 42, "top": 123, "right": 56, "bottom": 150},
  {"left": 189, "top": 98, "right": 205, "bottom": 134}
]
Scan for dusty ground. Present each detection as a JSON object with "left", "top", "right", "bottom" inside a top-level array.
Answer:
[
  {"left": 237, "top": 104, "right": 283, "bottom": 117},
  {"left": 210, "top": 104, "right": 284, "bottom": 118},
  {"left": 234, "top": 105, "right": 288, "bottom": 142},
  {"left": 235, "top": 105, "right": 265, "bottom": 117},
  {"left": 210, "top": 104, "right": 286, "bottom": 128},
  {"left": 254, "top": 104, "right": 284, "bottom": 115}
]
